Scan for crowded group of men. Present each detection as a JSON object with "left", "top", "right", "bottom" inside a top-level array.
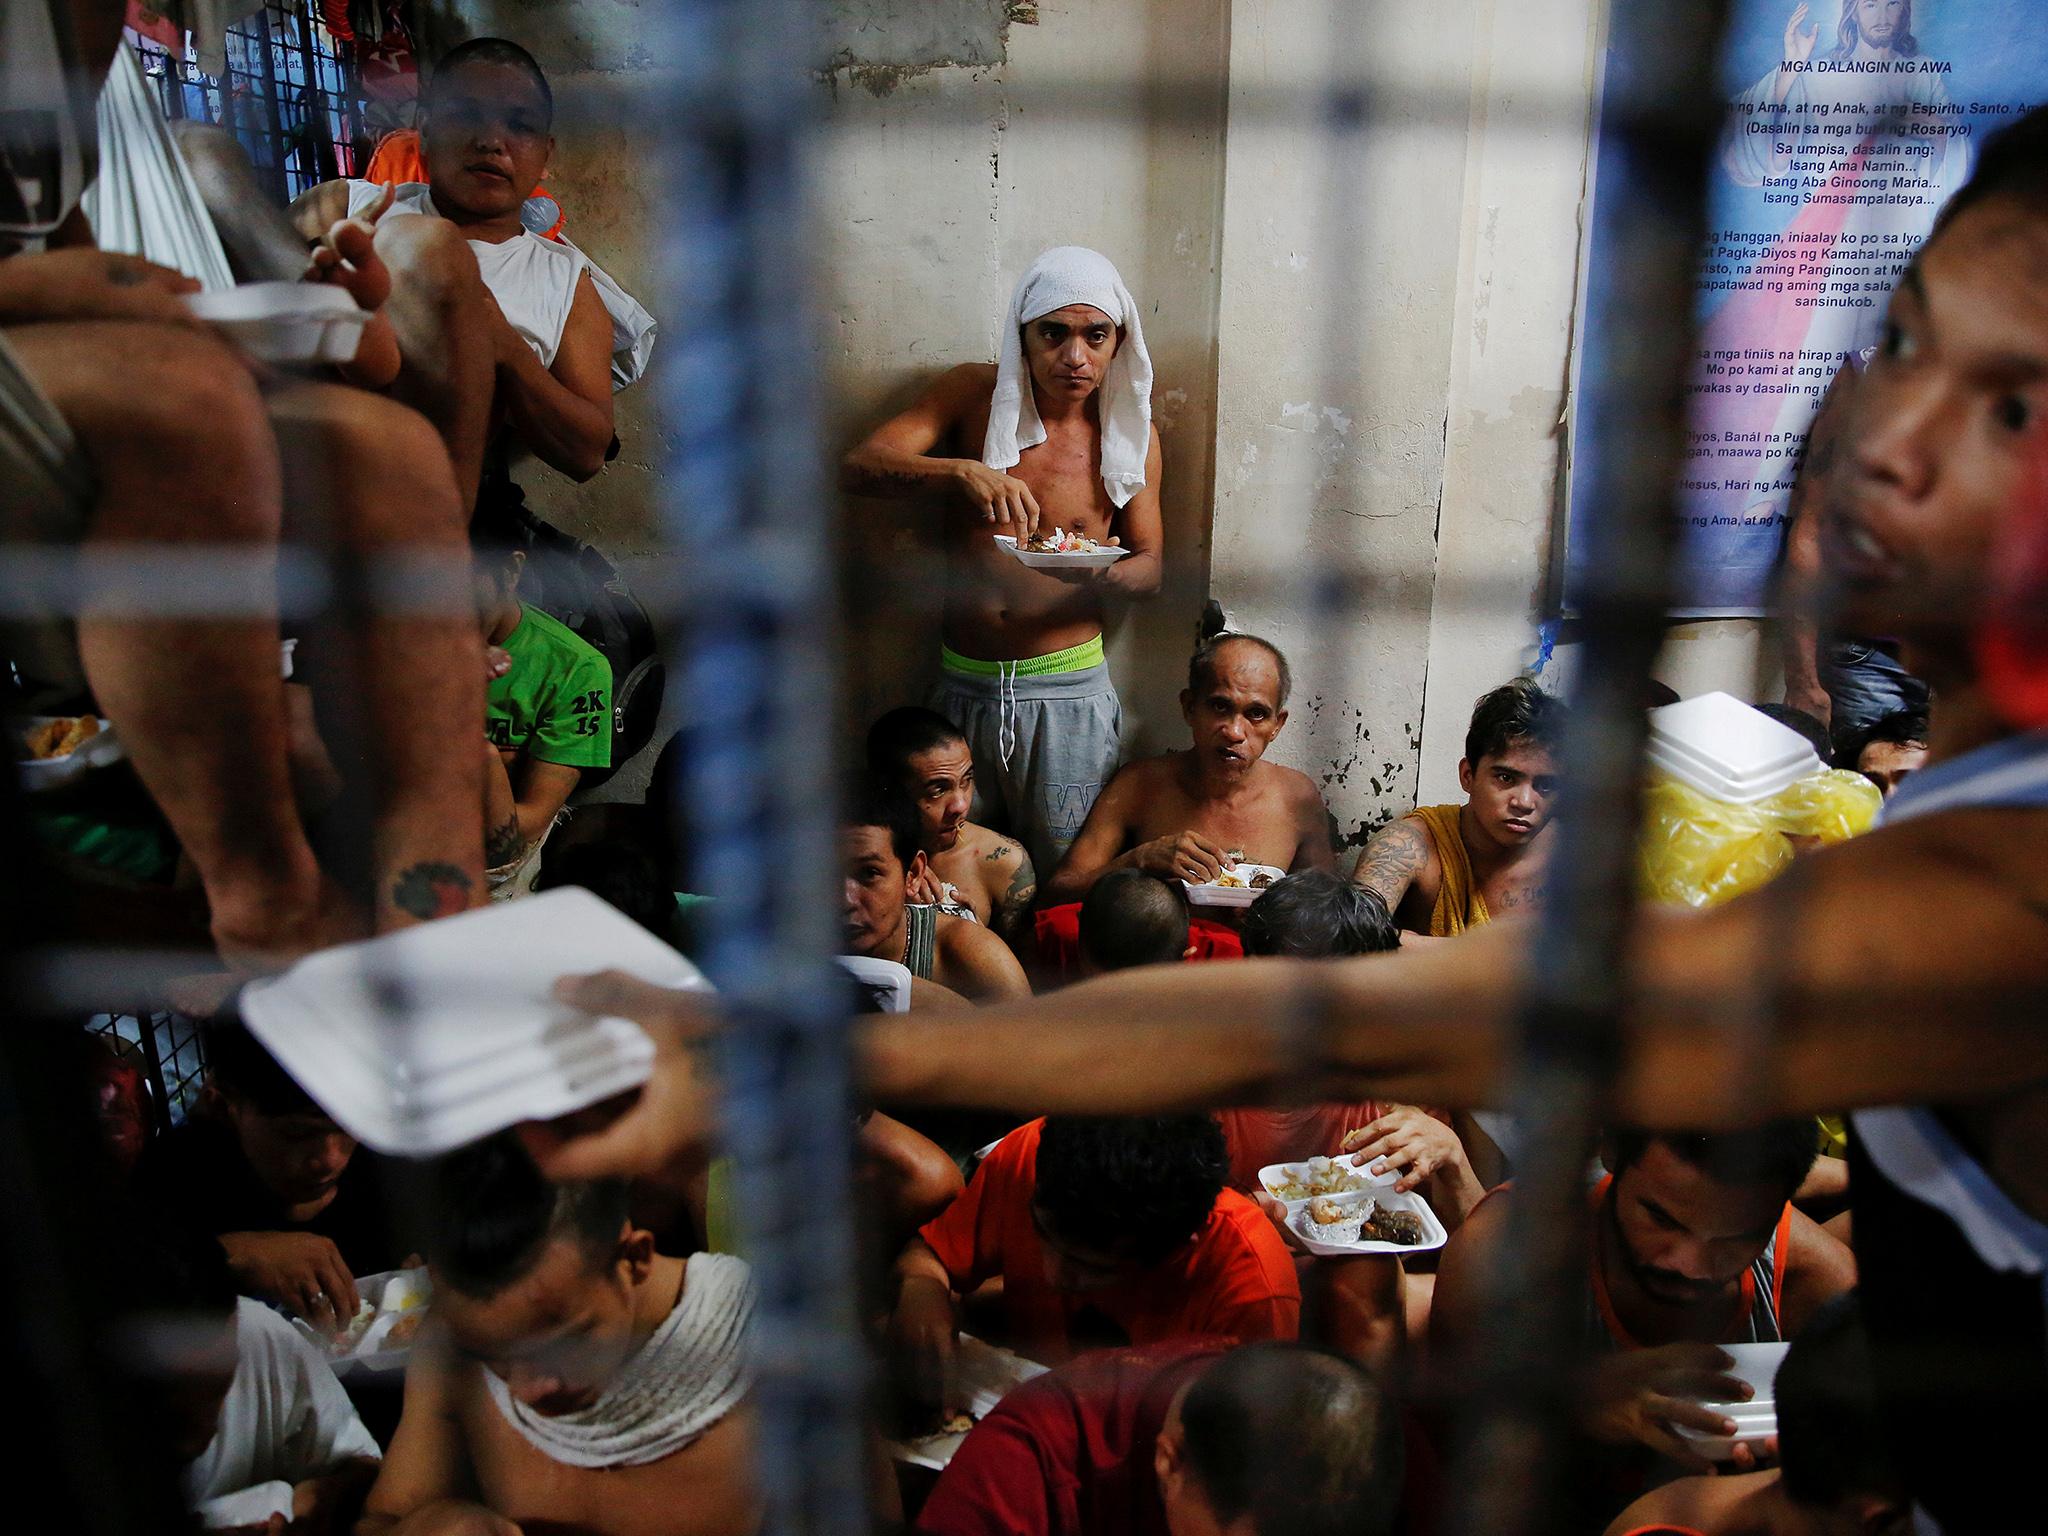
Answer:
[{"left": 7, "top": 4, "right": 2047, "bottom": 1535}]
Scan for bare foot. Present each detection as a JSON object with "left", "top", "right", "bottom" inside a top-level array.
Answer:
[{"left": 210, "top": 875, "right": 366, "bottom": 974}]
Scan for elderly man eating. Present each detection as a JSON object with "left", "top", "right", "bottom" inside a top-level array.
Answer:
[{"left": 1042, "top": 633, "right": 1335, "bottom": 907}]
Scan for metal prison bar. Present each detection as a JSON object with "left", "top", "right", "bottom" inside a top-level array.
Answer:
[
  {"left": 0, "top": 4, "right": 1816, "bottom": 1536},
  {"left": 658, "top": 2, "right": 873, "bottom": 1533},
  {"left": 1442, "top": 4, "right": 1738, "bottom": 1534}
]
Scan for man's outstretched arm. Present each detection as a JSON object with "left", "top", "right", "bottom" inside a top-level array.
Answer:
[
  {"left": 878, "top": 817, "right": 2048, "bottom": 1129},
  {"left": 525, "top": 814, "right": 2048, "bottom": 1185}
]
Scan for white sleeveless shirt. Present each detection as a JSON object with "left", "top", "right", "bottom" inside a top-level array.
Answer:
[{"left": 346, "top": 180, "right": 586, "bottom": 367}]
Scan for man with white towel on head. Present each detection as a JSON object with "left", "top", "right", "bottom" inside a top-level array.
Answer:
[{"left": 843, "top": 246, "right": 1165, "bottom": 877}]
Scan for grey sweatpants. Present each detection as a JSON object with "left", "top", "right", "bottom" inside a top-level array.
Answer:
[{"left": 929, "top": 661, "right": 1121, "bottom": 879}]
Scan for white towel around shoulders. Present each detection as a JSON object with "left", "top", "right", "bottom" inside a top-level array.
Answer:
[{"left": 981, "top": 246, "right": 1153, "bottom": 509}]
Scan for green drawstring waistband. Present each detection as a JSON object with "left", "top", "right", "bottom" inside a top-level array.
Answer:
[{"left": 940, "top": 635, "right": 1106, "bottom": 677}]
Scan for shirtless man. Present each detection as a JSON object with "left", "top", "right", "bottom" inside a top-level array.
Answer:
[
  {"left": 269, "top": 38, "right": 623, "bottom": 502},
  {"left": 1351, "top": 678, "right": 1566, "bottom": 941},
  {"left": 842, "top": 781, "right": 1032, "bottom": 1003},
  {"left": 842, "top": 246, "right": 1165, "bottom": 877},
  {"left": 360, "top": 1134, "right": 757, "bottom": 1536},
  {"left": 0, "top": 0, "right": 484, "bottom": 965},
  {"left": 866, "top": 706, "right": 1036, "bottom": 950},
  {"left": 1042, "top": 634, "right": 1334, "bottom": 905}
]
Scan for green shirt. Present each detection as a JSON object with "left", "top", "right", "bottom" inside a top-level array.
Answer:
[{"left": 486, "top": 602, "right": 613, "bottom": 769}]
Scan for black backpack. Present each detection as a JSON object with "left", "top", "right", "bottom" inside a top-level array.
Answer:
[{"left": 485, "top": 481, "right": 665, "bottom": 796}]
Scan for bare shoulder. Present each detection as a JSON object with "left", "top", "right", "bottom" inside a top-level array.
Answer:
[
  {"left": 1115, "top": 754, "right": 1179, "bottom": 791},
  {"left": 1268, "top": 761, "right": 1327, "bottom": 808},
  {"left": 963, "top": 822, "right": 1026, "bottom": 870},
  {"left": 1085, "top": 755, "right": 1166, "bottom": 815},
  {"left": 932, "top": 362, "right": 999, "bottom": 409},
  {"left": 1603, "top": 1471, "right": 1775, "bottom": 1536},
  {"left": 936, "top": 910, "right": 1030, "bottom": 998},
  {"left": 1781, "top": 1204, "right": 1857, "bottom": 1325}
]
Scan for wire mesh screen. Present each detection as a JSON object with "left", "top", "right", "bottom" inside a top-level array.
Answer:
[
  {"left": 84, "top": 1012, "right": 208, "bottom": 1130},
  {"left": 131, "top": 2, "right": 370, "bottom": 201}
]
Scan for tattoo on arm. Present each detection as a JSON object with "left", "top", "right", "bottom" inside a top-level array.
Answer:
[
  {"left": 994, "top": 851, "right": 1038, "bottom": 944},
  {"left": 390, "top": 862, "right": 473, "bottom": 921},
  {"left": 485, "top": 813, "right": 525, "bottom": 869},
  {"left": 1353, "top": 819, "right": 1431, "bottom": 908}
]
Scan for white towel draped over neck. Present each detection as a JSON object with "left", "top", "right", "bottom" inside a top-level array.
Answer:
[
  {"left": 482, "top": 1252, "right": 754, "bottom": 1468},
  {"left": 981, "top": 246, "right": 1153, "bottom": 509}
]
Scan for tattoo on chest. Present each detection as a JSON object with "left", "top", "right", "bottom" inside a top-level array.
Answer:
[{"left": 1489, "top": 881, "right": 1548, "bottom": 912}]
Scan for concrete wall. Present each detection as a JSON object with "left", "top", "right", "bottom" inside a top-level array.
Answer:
[
  {"left": 424, "top": 0, "right": 1772, "bottom": 820},
  {"left": 1208, "top": 0, "right": 1481, "bottom": 849},
  {"left": 817, "top": 0, "right": 1231, "bottom": 750},
  {"left": 1207, "top": 0, "right": 1769, "bottom": 835}
]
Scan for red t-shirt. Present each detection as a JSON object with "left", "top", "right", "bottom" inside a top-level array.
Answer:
[
  {"left": 918, "top": 1120, "right": 1301, "bottom": 1365},
  {"left": 916, "top": 1339, "right": 1447, "bottom": 1536},
  {"left": 914, "top": 1340, "right": 1222, "bottom": 1536},
  {"left": 1032, "top": 902, "right": 1243, "bottom": 987},
  {"left": 1213, "top": 1104, "right": 1391, "bottom": 1194}
]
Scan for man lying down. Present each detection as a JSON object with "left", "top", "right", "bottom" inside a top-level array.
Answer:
[{"left": 359, "top": 1133, "right": 758, "bottom": 1536}]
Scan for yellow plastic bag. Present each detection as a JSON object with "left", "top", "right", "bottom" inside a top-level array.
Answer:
[{"left": 1637, "top": 768, "right": 1881, "bottom": 909}]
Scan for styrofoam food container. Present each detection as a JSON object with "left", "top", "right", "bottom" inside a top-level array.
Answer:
[
  {"left": 15, "top": 716, "right": 123, "bottom": 790},
  {"left": 1646, "top": 692, "right": 1822, "bottom": 804},
  {"left": 294, "top": 1266, "right": 432, "bottom": 1374},
  {"left": 1185, "top": 863, "right": 1287, "bottom": 909},
  {"left": 889, "top": 1333, "right": 1048, "bottom": 1471},
  {"left": 186, "top": 281, "right": 371, "bottom": 366},
  {"left": 1282, "top": 1186, "right": 1449, "bottom": 1258},
  {"left": 240, "top": 887, "right": 709, "bottom": 1157},
  {"left": 1258, "top": 1156, "right": 1390, "bottom": 1204},
  {"left": 838, "top": 954, "right": 913, "bottom": 1014},
  {"left": 994, "top": 534, "right": 1130, "bottom": 571},
  {"left": 1672, "top": 1340, "right": 1787, "bottom": 1461}
]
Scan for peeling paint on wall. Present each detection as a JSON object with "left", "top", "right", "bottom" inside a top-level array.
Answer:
[{"left": 813, "top": 0, "right": 1023, "bottom": 94}]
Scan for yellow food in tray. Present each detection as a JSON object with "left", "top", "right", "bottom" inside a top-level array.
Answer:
[{"left": 21, "top": 715, "right": 100, "bottom": 761}]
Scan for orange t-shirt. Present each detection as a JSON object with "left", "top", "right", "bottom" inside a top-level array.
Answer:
[
  {"left": 1213, "top": 1104, "right": 1390, "bottom": 1194},
  {"left": 918, "top": 1119, "right": 1301, "bottom": 1365}
]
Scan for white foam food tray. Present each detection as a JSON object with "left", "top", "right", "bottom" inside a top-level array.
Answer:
[
  {"left": 240, "top": 887, "right": 709, "bottom": 1157},
  {"left": 1258, "top": 1156, "right": 1386, "bottom": 1204},
  {"left": 15, "top": 716, "right": 123, "bottom": 790},
  {"left": 994, "top": 534, "right": 1130, "bottom": 571},
  {"left": 186, "top": 280, "right": 371, "bottom": 366},
  {"left": 887, "top": 1334, "right": 1049, "bottom": 1471},
  {"left": 1646, "top": 692, "right": 1822, "bottom": 804},
  {"left": 837, "top": 954, "right": 913, "bottom": 1014},
  {"left": 293, "top": 1266, "right": 432, "bottom": 1374},
  {"left": 1284, "top": 1185, "right": 1449, "bottom": 1258},
  {"left": 1672, "top": 1340, "right": 1787, "bottom": 1461},
  {"left": 1184, "top": 863, "right": 1287, "bottom": 909}
]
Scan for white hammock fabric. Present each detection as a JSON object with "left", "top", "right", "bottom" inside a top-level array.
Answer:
[{"left": 83, "top": 42, "right": 234, "bottom": 291}]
